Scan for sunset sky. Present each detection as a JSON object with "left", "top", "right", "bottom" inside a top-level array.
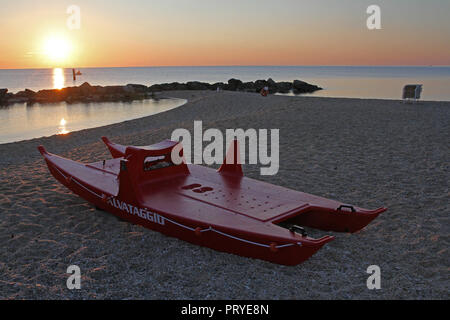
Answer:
[{"left": 1, "top": 0, "right": 450, "bottom": 69}]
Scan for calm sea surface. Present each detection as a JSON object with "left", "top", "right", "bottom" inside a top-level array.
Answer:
[
  {"left": 0, "top": 98, "right": 186, "bottom": 144},
  {"left": 1, "top": 66, "right": 449, "bottom": 100},
  {"left": 0, "top": 66, "right": 449, "bottom": 144}
]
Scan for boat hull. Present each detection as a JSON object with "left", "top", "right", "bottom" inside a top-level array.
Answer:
[
  {"left": 38, "top": 137, "right": 386, "bottom": 266},
  {"left": 43, "top": 156, "right": 330, "bottom": 266}
]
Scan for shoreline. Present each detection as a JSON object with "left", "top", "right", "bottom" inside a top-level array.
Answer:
[
  {"left": 0, "top": 91, "right": 448, "bottom": 299},
  {"left": 1, "top": 92, "right": 448, "bottom": 147}
]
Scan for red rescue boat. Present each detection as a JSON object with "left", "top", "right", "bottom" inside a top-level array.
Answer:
[{"left": 38, "top": 137, "right": 386, "bottom": 266}]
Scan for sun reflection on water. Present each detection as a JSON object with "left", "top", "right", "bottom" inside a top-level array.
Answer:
[
  {"left": 53, "top": 68, "right": 65, "bottom": 90},
  {"left": 58, "top": 117, "right": 69, "bottom": 135}
]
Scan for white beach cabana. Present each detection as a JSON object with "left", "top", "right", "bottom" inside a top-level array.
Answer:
[{"left": 402, "top": 84, "right": 423, "bottom": 103}]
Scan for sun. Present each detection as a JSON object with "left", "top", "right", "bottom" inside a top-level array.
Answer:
[{"left": 43, "top": 35, "right": 72, "bottom": 63}]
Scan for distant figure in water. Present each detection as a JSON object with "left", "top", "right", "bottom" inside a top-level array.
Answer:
[{"left": 72, "top": 69, "right": 82, "bottom": 81}]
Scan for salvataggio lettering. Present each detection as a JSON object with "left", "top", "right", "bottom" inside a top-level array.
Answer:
[{"left": 107, "top": 197, "right": 165, "bottom": 225}]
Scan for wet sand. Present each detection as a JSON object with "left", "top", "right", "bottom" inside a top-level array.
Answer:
[{"left": 0, "top": 90, "right": 448, "bottom": 299}]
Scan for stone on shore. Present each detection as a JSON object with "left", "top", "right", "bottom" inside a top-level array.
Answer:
[
  {"left": 1, "top": 77, "right": 322, "bottom": 106},
  {"left": 293, "top": 79, "right": 322, "bottom": 93},
  {"left": 226, "top": 78, "right": 243, "bottom": 91},
  {"left": 0, "top": 89, "right": 8, "bottom": 104},
  {"left": 126, "top": 84, "right": 148, "bottom": 92},
  {"left": 186, "top": 81, "right": 211, "bottom": 90}
]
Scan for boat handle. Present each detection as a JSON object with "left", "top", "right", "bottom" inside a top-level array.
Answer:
[
  {"left": 337, "top": 205, "right": 356, "bottom": 212},
  {"left": 289, "top": 225, "right": 307, "bottom": 237},
  {"left": 120, "top": 160, "right": 127, "bottom": 171}
]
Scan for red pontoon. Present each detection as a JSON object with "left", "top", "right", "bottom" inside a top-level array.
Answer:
[{"left": 38, "top": 138, "right": 386, "bottom": 266}]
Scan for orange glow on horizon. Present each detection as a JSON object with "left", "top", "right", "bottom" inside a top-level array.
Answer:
[{"left": 1, "top": 2, "right": 449, "bottom": 69}]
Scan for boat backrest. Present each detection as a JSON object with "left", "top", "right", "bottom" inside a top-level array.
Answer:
[
  {"left": 120, "top": 141, "right": 189, "bottom": 185},
  {"left": 131, "top": 140, "right": 179, "bottom": 156}
]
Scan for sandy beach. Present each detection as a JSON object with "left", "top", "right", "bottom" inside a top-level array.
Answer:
[{"left": 0, "top": 90, "right": 448, "bottom": 299}]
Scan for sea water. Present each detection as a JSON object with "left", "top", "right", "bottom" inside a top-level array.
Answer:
[
  {"left": 1, "top": 66, "right": 449, "bottom": 144},
  {"left": 1, "top": 66, "right": 449, "bottom": 101}
]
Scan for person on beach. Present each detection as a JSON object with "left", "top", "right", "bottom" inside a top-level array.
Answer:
[{"left": 260, "top": 86, "right": 269, "bottom": 96}]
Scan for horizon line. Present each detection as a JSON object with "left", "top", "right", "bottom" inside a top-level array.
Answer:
[{"left": 1, "top": 64, "right": 449, "bottom": 71}]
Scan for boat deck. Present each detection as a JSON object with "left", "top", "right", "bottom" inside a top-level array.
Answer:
[{"left": 46, "top": 154, "right": 120, "bottom": 196}]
